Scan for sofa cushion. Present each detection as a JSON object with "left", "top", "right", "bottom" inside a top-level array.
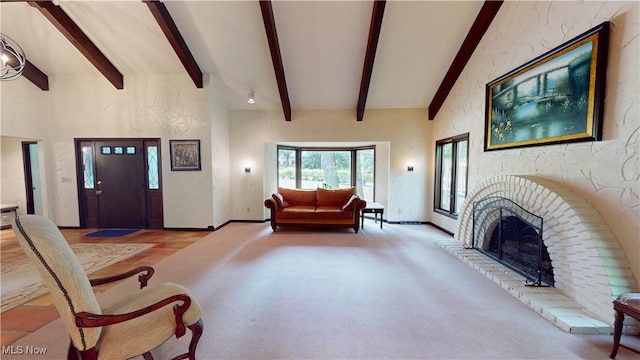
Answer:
[
  {"left": 278, "top": 188, "right": 317, "bottom": 207},
  {"left": 278, "top": 206, "right": 317, "bottom": 219},
  {"left": 315, "top": 206, "right": 353, "bottom": 219},
  {"left": 316, "top": 187, "right": 356, "bottom": 207}
]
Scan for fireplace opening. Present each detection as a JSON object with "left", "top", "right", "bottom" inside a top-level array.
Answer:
[
  {"left": 487, "top": 216, "right": 555, "bottom": 287},
  {"left": 472, "top": 196, "right": 554, "bottom": 287}
]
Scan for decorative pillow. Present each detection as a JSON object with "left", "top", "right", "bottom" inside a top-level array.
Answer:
[
  {"left": 317, "top": 187, "right": 356, "bottom": 207},
  {"left": 272, "top": 193, "right": 288, "bottom": 210},
  {"left": 341, "top": 194, "right": 360, "bottom": 212}
]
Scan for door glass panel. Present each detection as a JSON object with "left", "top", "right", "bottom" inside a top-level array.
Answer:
[
  {"left": 82, "top": 146, "right": 95, "bottom": 189},
  {"left": 356, "top": 148, "right": 374, "bottom": 201},
  {"left": 101, "top": 146, "right": 111, "bottom": 155},
  {"left": 278, "top": 148, "right": 296, "bottom": 189},
  {"left": 147, "top": 146, "right": 159, "bottom": 189},
  {"left": 439, "top": 143, "right": 452, "bottom": 211},
  {"left": 455, "top": 140, "right": 468, "bottom": 214}
]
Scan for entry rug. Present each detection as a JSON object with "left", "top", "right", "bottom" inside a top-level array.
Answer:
[
  {"left": 85, "top": 229, "right": 139, "bottom": 237},
  {"left": 1, "top": 243, "right": 154, "bottom": 313}
]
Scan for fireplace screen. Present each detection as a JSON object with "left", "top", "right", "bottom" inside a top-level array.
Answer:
[{"left": 471, "top": 196, "right": 554, "bottom": 287}]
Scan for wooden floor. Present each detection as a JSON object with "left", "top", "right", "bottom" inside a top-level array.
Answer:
[{"left": 0, "top": 226, "right": 210, "bottom": 347}]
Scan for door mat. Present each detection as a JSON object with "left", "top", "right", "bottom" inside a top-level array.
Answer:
[
  {"left": 1, "top": 243, "right": 154, "bottom": 312},
  {"left": 85, "top": 229, "right": 140, "bottom": 237}
]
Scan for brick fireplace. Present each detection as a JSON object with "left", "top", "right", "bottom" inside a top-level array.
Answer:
[{"left": 439, "top": 175, "right": 638, "bottom": 334}]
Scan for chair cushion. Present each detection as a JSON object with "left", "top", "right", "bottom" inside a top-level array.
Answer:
[
  {"left": 617, "top": 293, "right": 640, "bottom": 304},
  {"left": 97, "top": 282, "right": 202, "bottom": 359},
  {"left": 12, "top": 215, "right": 103, "bottom": 351}
]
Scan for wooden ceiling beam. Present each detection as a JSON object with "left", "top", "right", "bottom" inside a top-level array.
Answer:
[
  {"left": 23, "top": 60, "right": 49, "bottom": 91},
  {"left": 260, "top": 0, "right": 292, "bottom": 122},
  {"left": 357, "top": 0, "right": 386, "bottom": 122},
  {"left": 28, "top": 0, "right": 124, "bottom": 89},
  {"left": 144, "top": 0, "right": 203, "bottom": 89},
  {"left": 428, "top": 0, "right": 503, "bottom": 120}
]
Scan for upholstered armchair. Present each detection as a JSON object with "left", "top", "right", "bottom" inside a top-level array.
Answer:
[{"left": 12, "top": 215, "right": 203, "bottom": 360}]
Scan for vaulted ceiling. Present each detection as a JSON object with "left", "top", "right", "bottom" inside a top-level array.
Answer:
[{"left": 0, "top": 0, "right": 502, "bottom": 121}]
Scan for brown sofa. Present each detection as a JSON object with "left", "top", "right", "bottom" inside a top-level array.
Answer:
[{"left": 264, "top": 187, "right": 367, "bottom": 233}]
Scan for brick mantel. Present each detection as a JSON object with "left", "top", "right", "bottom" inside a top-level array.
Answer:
[{"left": 455, "top": 175, "right": 638, "bottom": 324}]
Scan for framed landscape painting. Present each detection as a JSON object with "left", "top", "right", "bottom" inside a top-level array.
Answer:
[
  {"left": 484, "top": 22, "right": 609, "bottom": 151},
  {"left": 170, "top": 139, "right": 201, "bottom": 171}
]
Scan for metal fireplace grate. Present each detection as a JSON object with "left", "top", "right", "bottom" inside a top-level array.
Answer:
[{"left": 471, "top": 196, "right": 553, "bottom": 287}]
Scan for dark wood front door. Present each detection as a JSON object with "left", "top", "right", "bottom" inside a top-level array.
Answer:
[{"left": 76, "top": 139, "right": 163, "bottom": 229}]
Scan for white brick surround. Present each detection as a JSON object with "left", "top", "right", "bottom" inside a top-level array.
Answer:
[{"left": 453, "top": 175, "right": 637, "bottom": 328}]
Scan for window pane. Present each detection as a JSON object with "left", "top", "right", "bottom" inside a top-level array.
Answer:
[
  {"left": 278, "top": 148, "right": 296, "bottom": 189},
  {"left": 454, "top": 140, "right": 468, "bottom": 214},
  {"left": 147, "top": 146, "right": 159, "bottom": 189},
  {"left": 82, "top": 146, "right": 95, "bottom": 189},
  {"left": 356, "top": 149, "right": 374, "bottom": 202},
  {"left": 439, "top": 143, "right": 452, "bottom": 211},
  {"left": 301, "top": 150, "right": 351, "bottom": 189},
  {"left": 114, "top": 146, "right": 124, "bottom": 154}
]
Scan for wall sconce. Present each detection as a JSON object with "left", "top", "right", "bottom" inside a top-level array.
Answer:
[
  {"left": 407, "top": 165, "right": 414, "bottom": 172},
  {"left": 247, "top": 91, "right": 255, "bottom": 104},
  {"left": 244, "top": 166, "right": 251, "bottom": 173}
]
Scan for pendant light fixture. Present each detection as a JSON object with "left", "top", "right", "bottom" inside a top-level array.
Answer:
[{"left": 0, "top": 34, "right": 26, "bottom": 81}]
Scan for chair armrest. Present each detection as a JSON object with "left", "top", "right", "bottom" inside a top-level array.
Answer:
[
  {"left": 75, "top": 294, "right": 192, "bottom": 338},
  {"left": 89, "top": 266, "right": 155, "bottom": 289}
]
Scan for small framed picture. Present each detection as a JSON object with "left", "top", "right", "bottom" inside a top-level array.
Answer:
[{"left": 169, "top": 139, "right": 201, "bottom": 171}]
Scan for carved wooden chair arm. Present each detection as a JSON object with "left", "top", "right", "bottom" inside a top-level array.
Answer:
[
  {"left": 89, "top": 266, "right": 155, "bottom": 289},
  {"left": 75, "top": 294, "right": 192, "bottom": 338}
]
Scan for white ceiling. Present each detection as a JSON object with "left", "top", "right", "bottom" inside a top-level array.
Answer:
[{"left": 0, "top": 0, "right": 485, "bottom": 113}]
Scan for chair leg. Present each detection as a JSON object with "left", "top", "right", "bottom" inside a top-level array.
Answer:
[
  {"left": 143, "top": 352, "right": 154, "bottom": 360},
  {"left": 172, "top": 318, "right": 204, "bottom": 360},
  {"left": 610, "top": 310, "right": 624, "bottom": 359}
]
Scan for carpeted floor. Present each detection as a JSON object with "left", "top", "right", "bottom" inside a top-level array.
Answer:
[
  {"left": 1, "top": 243, "right": 153, "bottom": 313},
  {"left": 5, "top": 223, "right": 637, "bottom": 359}
]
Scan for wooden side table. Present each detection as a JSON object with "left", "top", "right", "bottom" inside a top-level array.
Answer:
[
  {"left": 610, "top": 293, "right": 640, "bottom": 358},
  {"left": 361, "top": 202, "right": 384, "bottom": 229},
  {"left": 1, "top": 204, "right": 18, "bottom": 229}
]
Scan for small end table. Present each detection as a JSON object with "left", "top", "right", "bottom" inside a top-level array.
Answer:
[
  {"left": 361, "top": 202, "right": 384, "bottom": 229},
  {"left": 610, "top": 293, "right": 640, "bottom": 358}
]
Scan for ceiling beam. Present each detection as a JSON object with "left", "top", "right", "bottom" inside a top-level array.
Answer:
[
  {"left": 23, "top": 60, "right": 49, "bottom": 91},
  {"left": 428, "top": 0, "right": 503, "bottom": 120},
  {"left": 260, "top": 0, "right": 291, "bottom": 122},
  {"left": 144, "top": 0, "right": 203, "bottom": 89},
  {"left": 357, "top": 0, "right": 386, "bottom": 122},
  {"left": 28, "top": 0, "right": 124, "bottom": 89}
]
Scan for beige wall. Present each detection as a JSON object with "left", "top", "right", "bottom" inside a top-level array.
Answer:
[
  {"left": 229, "top": 109, "right": 431, "bottom": 223},
  {"left": 1, "top": 74, "right": 217, "bottom": 228},
  {"left": 431, "top": 1, "right": 639, "bottom": 284}
]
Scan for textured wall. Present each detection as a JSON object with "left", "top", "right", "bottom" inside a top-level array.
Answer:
[
  {"left": 431, "top": 2, "right": 639, "bottom": 284},
  {"left": 1, "top": 74, "right": 214, "bottom": 228}
]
